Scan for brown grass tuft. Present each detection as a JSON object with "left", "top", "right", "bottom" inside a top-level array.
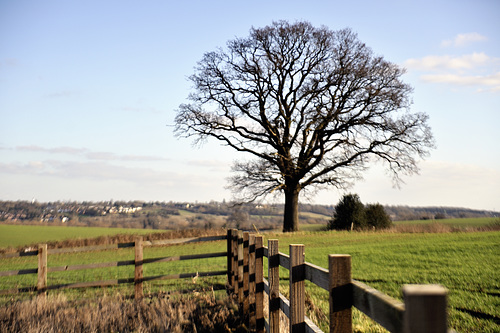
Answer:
[{"left": 0, "top": 290, "right": 248, "bottom": 332}]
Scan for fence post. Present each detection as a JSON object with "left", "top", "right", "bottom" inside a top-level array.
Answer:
[
  {"left": 227, "top": 229, "right": 233, "bottom": 293},
  {"left": 238, "top": 231, "right": 244, "bottom": 310},
  {"left": 290, "top": 244, "right": 306, "bottom": 333},
  {"left": 255, "top": 236, "right": 265, "bottom": 333},
  {"left": 403, "top": 284, "right": 448, "bottom": 333},
  {"left": 37, "top": 243, "right": 47, "bottom": 297},
  {"left": 329, "top": 254, "right": 352, "bottom": 333},
  {"left": 134, "top": 236, "right": 143, "bottom": 300},
  {"left": 243, "top": 232, "right": 250, "bottom": 319},
  {"left": 249, "top": 234, "right": 256, "bottom": 328},
  {"left": 268, "top": 239, "right": 280, "bottom": 333},
  {"left": 231, "top": 229, "right": 239, "bottom": 296}
]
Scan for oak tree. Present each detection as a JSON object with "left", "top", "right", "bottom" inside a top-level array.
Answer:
[{"left": 175, "top": 21, "right": 434, "bottom": 232}]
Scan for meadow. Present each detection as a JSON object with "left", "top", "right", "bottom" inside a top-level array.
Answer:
[{"left": 0, "top": 222, "right": 498, "bottom": 332}]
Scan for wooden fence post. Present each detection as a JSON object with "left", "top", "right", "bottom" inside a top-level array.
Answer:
[
  {"left": 134, "top": 236, "right": 143, "bottom": 300},
  {"left": 255, "top": 236, "right": 265, "bottom": 333},
  {"left": 37, "top": 244, "right": 47, "bottom": 297},
  {"left": 249, "top": 234, "right": 256, "bottom": 328},
  {"left": 238, "top": 231, "right": 244, "bottom": 310},
  {"left": 403, "top": 284, "right": 448, "bottom": 333},
  {"left": 243, "top": 232, "right": 250, "bottom": 318},
  {"left": 329, "top": 254, "right": 352, "bottom": 333},
  {"left": 290, "top": 244, "right": 305, "bottom": 333},
  {"left": 227, "top": 229, "right": 233, "bottom": 293},
  {"left": 231, "top": 229, "right": 239, "bottom": 296},
  {"left": 268, "top": 239, "right": 280, "bottom": 333}
]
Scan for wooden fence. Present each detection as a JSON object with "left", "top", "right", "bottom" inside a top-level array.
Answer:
[
  {"left": 226, "top": 229, "right": 449, "bottom": 333},
  {"left": 0, "top": 230, "right": 449, "bottom": 332},
  {"left": 0, "top": 235, "right": 227, "bottom": 299}
]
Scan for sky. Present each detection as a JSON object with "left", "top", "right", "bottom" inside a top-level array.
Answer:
[{"left": 0, "top": 0, "right": 499, "bottom": 211}]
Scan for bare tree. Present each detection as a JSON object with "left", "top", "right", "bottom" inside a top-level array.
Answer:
[{"left": 175, "top": 21, "right": 434, "bottom": 232}]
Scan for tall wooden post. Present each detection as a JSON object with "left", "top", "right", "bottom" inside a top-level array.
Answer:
[
  {"left": 134, "top": 236, "right": 143, "bottom": 300},
  {"left": 329, "top": 254, "right": 352, "bottom": 333},
  {"left": 231, "top": 229, "right": 239, "bottom": 296},
  {"left": 249, "top": 234, "right": 256, "bottom": 327},
  {"left": 290, "top": 244, "right": 305, "bottom": 333},
  {"left": 243, "top": 232, "right": 250, "bottom": 317},
  {"left": 37, "top": 244, "right": 47, "bottom": 297},
  {"left": 403, "top": 284, "right": 448, "bottom": 333},
  {"left": 238, "top": 231, "right": 244, "bottom": 310},
  {"left": 227, "top": 229, "right": 233, "bottom": 293},
  {"left": 268, "top": 239, "right": 280, "bottom": 333},
  {"left": 255, "top": 236, "right": 265, "bottom": 333}
]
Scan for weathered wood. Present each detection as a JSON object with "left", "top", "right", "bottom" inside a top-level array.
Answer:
[
  {"left": 146, "top": 235, "right": 227, "bottom": 247},
  {"left": 143, "top": 270, "right": 226, "bottom": 283},
  {"left": 403, "top": 284, "right": 448, "bottom": 333},
  {"left": 0, "top": 250, "right": 38, "bottom": 259},
  {"left": 351, "top": 279, "right": 405, "bottom": 332},
  {"left": 227, "top": 229, "right": 233, "bottom": 292},
  {"left": 305, "top": 262, "right": 329, "bottom": 291},
  {"left": 248, "top": 234, "right": 256, "bottom": 328},
  {"left": 255, "top": 236, "right": 265, "bottom": 333},
  {"left": 243, "top": 232, "right": 250, "bottom": 316},
  {"left": 48, "top": 242, "right": 135, "bottom": 255},
  {"left": 134, "top": 236, "right": 143, "bottom": 300},
  {"left": 329, "top": 254, "right": 352, "bottom": 333},
  {"left": 37, "top": 244, "right": 47, "bottom": 297},
  {"left": 290, "top": 244, "right": 306, "bottom": 333},
  {"left": 232, "top": 229, "right": 239, "bottom": 295},
  {"left": 279, "top": 252, "right": 290, "bottom": 270},
  {"left": 268, "top": 239, "right": 280, "bottom": 333},
  {"left": 238, "top": 231, "right": 244, "bottom": 309}
]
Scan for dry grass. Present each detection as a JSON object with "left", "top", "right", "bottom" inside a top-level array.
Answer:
[
  {"left": 0, "top": 290, "right": 248, "bottom": 333},
  {"left": 389, "top": 222, "right": 500, "bottom": 233}
]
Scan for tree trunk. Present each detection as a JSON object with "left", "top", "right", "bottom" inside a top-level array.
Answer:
[{"left": 283, "top": 186, "right": 300, "bottom": 232}]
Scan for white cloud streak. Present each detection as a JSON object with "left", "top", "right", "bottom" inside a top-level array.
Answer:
[
  {"left": 15, "top": 145, "right": 167, "bottom": 162},
  {"left": 441, "top": 33, "right": 488, "bottom": 48},
  {"left": 404, "top": 53, "right": 495, "bottom": 71}
]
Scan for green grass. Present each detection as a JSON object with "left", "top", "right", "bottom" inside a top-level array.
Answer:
[
  {"left": 0, "top": 224, "right": 162, "bottom": 249},
  {"left": 0, "top": 224, "right": 498, "bottom": 332},
  {"left": 260, "top": 230, "right": 499, "bottom": 332},
  {"left": 393, "top": 217, "right": 497, "bottom": 227}
]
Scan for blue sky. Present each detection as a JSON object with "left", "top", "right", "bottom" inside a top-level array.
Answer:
[{"left": 1, "top": 0, "right": 499, "bottom": 210}]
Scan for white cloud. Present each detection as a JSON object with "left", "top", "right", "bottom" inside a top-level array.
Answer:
[
  {"left": 421, "top": 72, "right": 500, "bottom": 91},
  {"left": 441, "top": 33, "right": 488, "bottom": 48},
  {"left": 15, "top": 145, "right": 167, "bottom": 161},
  {"left": 404, "top": 53, "right": 495, "bottom": 71}
]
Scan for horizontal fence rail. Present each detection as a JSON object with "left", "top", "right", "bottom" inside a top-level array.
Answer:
[
  {"left": 0, "top": 235, "right": 227, "bottom": 298},
  {"left": 226, "top": 229, "right": 449, "bottom": 333}
]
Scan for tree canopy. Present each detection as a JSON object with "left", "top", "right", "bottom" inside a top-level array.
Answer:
[{"left": 175, "top": 21, "right": 434, "bottom": 232}]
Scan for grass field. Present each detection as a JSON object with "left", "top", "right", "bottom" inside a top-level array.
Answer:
[
  {"left": 0, "top": 224, "right": 163, "bottom": 249},
  {"left": 0, "top": 222, "right": 498, "bottom": 332}
]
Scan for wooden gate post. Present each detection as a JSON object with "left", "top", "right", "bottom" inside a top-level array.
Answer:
[
  {"left": 329, "top": 254, "right": 352, "bottom": 333},
  {"left": 134, "top": 236, "right": 143, "bottom": 300},
  {"left": 255, "top": 236, "right": 265, "bottom": 333},
  {"left": 290, "top": 244, "right": 306, "bottom": 333},
  {"left": 268, "top": 239, "right": 280, "bottom": 333},
  {"left": 37, "top": 243, "right": 47, "bottom": 297},
  {"left": 403, "top": 284, "right": 448, "bottom": 333}
]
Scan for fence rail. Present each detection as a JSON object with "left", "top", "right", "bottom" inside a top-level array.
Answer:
[
  {"left": 0, "top": 230, "right": 449, "bottom": 332},
  {"left": 0, "top": 235, "right": 227, "bottom": 298},
  {"left": 226, "top": 229, "right": 449, "bottom": 333}
]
